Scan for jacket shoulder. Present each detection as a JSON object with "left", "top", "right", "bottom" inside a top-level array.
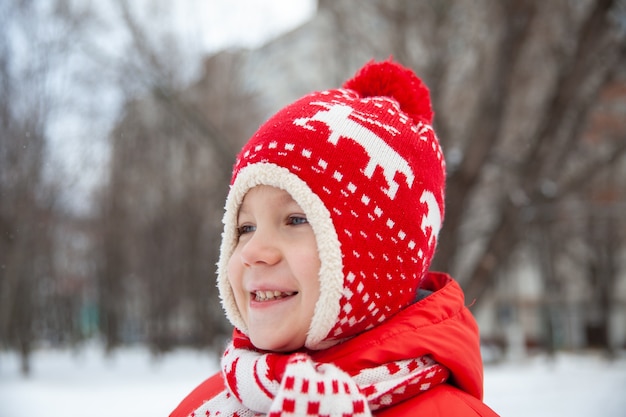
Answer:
[
  {"left": 376, "top": 384, "right": 500, "bottom": 417},
  {"left": 169, "top": 372, "right": 224, "bottom": 417}
]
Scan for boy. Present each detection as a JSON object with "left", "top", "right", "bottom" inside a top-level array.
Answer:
[{"left": 170, "top": 60, "right": 499, "bottom": 416}]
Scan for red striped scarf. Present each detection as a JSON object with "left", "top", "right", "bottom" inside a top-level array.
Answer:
[{"left": 190, "top": 337, "right": 449, "bottom": 416}]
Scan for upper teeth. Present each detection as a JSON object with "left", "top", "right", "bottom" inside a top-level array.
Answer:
[{"left": 255, "top": 290, "right": 295, "bottom": 301}]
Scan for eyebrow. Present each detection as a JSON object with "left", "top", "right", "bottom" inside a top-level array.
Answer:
[{"left": 277, "top": 192, "right": 300, "bottom": 207}]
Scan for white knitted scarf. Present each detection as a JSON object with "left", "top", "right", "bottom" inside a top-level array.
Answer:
[{"left": 190, "top": 338, "right": 449, "bottom": 416}]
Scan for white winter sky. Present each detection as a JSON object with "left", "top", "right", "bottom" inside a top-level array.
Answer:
[
  {"left": 182, "top": 0, "right": 317, "bottom": 51},
  {"left": 98, "top": 0, "right": 318, "bottom": 58},
  {"left": 44, "top": 0, "right": 317, "bottom": 213}
]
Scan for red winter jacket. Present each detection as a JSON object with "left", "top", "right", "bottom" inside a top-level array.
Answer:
[{"left": 170, "top": 272, "right": 499, "bottom": 416}]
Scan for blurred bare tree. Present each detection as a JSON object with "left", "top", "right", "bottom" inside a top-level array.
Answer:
[
  {"left": 324, "top": 0, "right": 626, "bottom": 300},
  {"left": 318, "top": 0, "right": 626, "bottom": 352},
  {"left": 0, "top": 0, "right": 74, "bottom": 374},
  {"left": 1, "top": 0, "right": 262, "bottom": 367},
  {"left": 92, "top": 2, "right": 262, "bottom": 353}
]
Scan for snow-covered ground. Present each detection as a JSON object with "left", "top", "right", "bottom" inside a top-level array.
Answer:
[
  {"left": 1, "top": 345, "right": 625, "bottom": 417},
  {"left": 0, "top": 345, "right": 217, "bottom": 417},
  {"left": 483, "top": 352, "right": 626, "bottom": 416}
]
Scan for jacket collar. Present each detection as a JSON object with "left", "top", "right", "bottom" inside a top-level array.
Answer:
[{"left": 311, "top": 272, "right": 485, "bottom": 400}]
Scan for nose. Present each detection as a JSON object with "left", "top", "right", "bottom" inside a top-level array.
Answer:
[{"left": 239, "top": 228, "right": 282, "bottom": 267}]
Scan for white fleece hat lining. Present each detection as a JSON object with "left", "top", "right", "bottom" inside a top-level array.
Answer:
[{"left": 216, "top": 163, "right": 344, "bottom": 350}]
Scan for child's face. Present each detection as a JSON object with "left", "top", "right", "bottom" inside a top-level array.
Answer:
[{"left": 227, "top": 185, "right": 321, "bottom": 352}]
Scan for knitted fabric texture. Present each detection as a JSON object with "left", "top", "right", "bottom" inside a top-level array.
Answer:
[
  {"left": 189, "top": 332, "right": 449, "bottom": 416},
  {"left": 217, "top": 60, "right": 446, "bottom": 349}
]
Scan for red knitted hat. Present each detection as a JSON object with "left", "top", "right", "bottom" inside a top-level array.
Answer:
[{"left": 218, "top": 60, "right": 446, "bottom": 350}]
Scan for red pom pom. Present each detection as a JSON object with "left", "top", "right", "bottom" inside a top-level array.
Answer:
[{"left": 343, "top": 59, "right": 434, "bottom": 123}]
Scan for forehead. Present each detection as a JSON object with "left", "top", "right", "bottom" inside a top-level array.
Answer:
[{"left": 239, "top": 185, "right": 300, "bottom": 211}]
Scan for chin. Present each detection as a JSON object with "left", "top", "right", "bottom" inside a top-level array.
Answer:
[{"left": 252, "top": 337, "right": 305, "bottom": 353}]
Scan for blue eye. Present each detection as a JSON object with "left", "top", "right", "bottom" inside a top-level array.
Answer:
[
  {"left": 237, "top": 224, "right": 256, "bottom": 236},
  {"left": 288, "top": 216, "right": 308, "bottom": 226}
]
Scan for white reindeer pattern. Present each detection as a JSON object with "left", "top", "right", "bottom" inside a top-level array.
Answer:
[{"left": 294, "top": 103, "right": 414, "bottom": 200}]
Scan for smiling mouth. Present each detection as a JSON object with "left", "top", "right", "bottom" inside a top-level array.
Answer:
[{"left": 253, "top": 290, "right": 297, "bottom": 302}]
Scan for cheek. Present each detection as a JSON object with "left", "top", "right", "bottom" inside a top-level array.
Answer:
[
  {"left": 296, "top": 248, "right": 321, "bottom": 306},
  {"left": 299, "top": 240, "right": 321, "bottom": 279},
  {"left": 227, "top": 252, "right": 246, "bottom": 305}
]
